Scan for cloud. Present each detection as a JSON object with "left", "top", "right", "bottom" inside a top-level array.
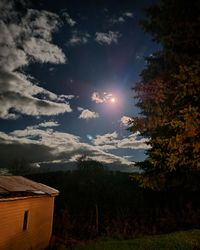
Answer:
[
  {"left": 117, "top": 132, "right": 151, "bottom": 150},
  {"left": 61, "top": 11, "right": 76, "bottom": 27},
  {"left": 78, "top": 107, "right": 99, "bottom": 120},
  {"left": 0, "top": 70, "right": 72, "bottom": 119},
  {"left": 109, "top": 16, "right": 125, "bottom": 25},
  {"left": 57, "top": 94, "right": 75, "bottom": 102},
  {"left": 0, "top": 1, "right": 72, "bottom": 119},
  {"left": 120, "top": 116, "right": 133, "bottom": 126},
  {"left": 23, "top": 37, "right": 66, "bottom": 64},
  {"left": 95, "top": 31, "right": 121, "bottom": 45},
  {"left": 0, "top": 128, "right": 137, "bottom": 170},
  {"left": 91, "top": 92, "right": 113, "bottom": 104},
  {"left": 93, "top": 132, "right": 118, "bottom": 146},
  {"left": 92, "top": 131, "right": 150, "bottom": 151},
  {"left": 68, "top": 31, "right": 90, "bottom": 46},
  {"left": 27, "top": 121, "right": 60, "bottom": 129},
  {"left": 123, "top": 12, "right": 134, "bottom": 18},
  {"left": 91, "top": 92, "right": 104, "bottom": 103}
]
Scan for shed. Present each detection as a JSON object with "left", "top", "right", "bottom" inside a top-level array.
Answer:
[{"left": 0, "top": 176, "right": 59, "bottom": 250}]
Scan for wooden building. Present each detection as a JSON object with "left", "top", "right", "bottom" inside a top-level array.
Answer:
[{"left": 0, "top": 176, "right": 59, "bottom": 250}]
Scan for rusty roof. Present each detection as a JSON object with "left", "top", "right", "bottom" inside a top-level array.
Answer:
[{"left": 0, "top": 176, "right": 59, "bottom": 198}]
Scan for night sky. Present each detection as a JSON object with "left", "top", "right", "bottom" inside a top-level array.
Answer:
[{"left": 0, "top": 0, "right": 159, "bottom": 172}]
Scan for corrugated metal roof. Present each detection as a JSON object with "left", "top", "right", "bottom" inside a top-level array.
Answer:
[{"left": 0, "top": 176, "right": 59, "bottom": 197}]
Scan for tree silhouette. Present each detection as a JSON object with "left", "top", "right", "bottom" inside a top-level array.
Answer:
[{"left": 130, "top": 0, "right": 200, "bottom": 190}]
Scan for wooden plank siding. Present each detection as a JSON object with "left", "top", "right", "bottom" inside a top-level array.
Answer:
[{"left": 0, "top": 195, "right": 55, "bottom": 250}]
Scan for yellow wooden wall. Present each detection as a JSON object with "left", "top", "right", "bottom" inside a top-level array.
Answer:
[{"left": 0, "top": 195, "right": 55, "bottom": 250}]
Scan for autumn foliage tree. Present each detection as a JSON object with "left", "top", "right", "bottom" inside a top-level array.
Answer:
[{"left": 131, "top": 0, "right": 200, "bottom": 190}]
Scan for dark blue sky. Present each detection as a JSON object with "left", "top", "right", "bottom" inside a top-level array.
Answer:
[{"left": 0, "top": 0, "right": 159, "bottom": 171}]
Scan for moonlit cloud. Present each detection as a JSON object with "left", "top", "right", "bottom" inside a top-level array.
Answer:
[
  {"left": 92, "top": 131, "right": 150, "bottom": 151},
  {"left": 117, "top": 132, "right": 151, "bottom": 150},
  {"left": 95, "top": 31, "right": 121, "bottom": 45},
  {"left": 23, "top": 37, "right": 66, "bottom": 64},
  {"left": 0, "top": 128, "right": 137, "bottom": 171},
  {"left": 93, "top": 132, "right": 118, "bottom": 146},
  {"left": 0, "top": 1, "right": 71, "bottom": 119},
  {"left": 91, "top": 92, "right": 104, "bottom": 103},
  {"left": 91, "top": 92, "right": 114, "bottom": 104},
  {"left": 0, "top": 70, "right": 72, "bottom": 119},
  {"left": 120, "top": 116, "right": 133, "bottom": 126},
  {"left": 27, "top": 121, "right": 60, "bottom": 129},
  {"left": 61, "top": 10, "right": 76, "bottom": 26},
  {"left": 68, "top": 31, "right": 90, "bottom": 46},
  {"left": 78, "top": 107, "right": 99, "bottom": 119},
  {"left": 123, "top": 12, "right": 134, "bottom": 18},
  {"left": 109, "top": 16, "right": 125, "bottom": 25}
]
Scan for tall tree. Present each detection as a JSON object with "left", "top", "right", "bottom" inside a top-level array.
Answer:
[{"left": 131, "top": 0, "right": 200, "bottom": 190}]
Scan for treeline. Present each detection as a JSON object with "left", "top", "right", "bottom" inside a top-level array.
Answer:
[{"left": 27, "top": 162, "right": 200, "bottom": 242}]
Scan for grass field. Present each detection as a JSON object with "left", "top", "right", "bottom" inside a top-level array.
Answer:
[{"left": 71, "top": 230, "right": 200, "bottom": 250}]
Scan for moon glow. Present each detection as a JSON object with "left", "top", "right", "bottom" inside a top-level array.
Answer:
[{"left": 111, "top": 97, "right": 116, "bottom": 103}]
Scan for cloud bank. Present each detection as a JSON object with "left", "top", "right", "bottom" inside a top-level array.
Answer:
[
  {"left": 0, "top": 127, "right": 137, "bottom": 171},
  {"left": 0, "top": 1, "right": 71, "bottom": 119}
]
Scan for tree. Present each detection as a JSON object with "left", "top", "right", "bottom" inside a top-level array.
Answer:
[
  {"left": 130, "top": 0, "right": 200, "bottom": 190},
  {"left": 8, "top": 158, "right": 36, "bottom": 175}
]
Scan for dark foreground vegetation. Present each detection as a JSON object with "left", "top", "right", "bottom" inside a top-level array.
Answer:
[
  {"left": 27, "top": 162, "right": 200, "bottom": 248},
  {"left": 71, "top": 230, "right": 200, "bottom": 250}
]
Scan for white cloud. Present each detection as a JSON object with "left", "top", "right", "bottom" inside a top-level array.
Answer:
[
  {"left": 0, "top": 70, "right": 72, "bottom": 119},
  {"left": 27, "top": 121, "right": 60, "bottom": 129},
  {"left": 62, "top": 11, "right": 76, "bottom": 27},
  {"left": 68, "top": 31, "right": 90, "bottom": 46},
  {"left": 91, "top": 92, "right": 104, "bottom": 103},
  {"left": 123, "top": 12, "right": 134, "bottom": 18},
  {"left": 0, "top": 2, "right": 72, "bottom": 119},
  {"left": 0, "top": 128, "right": 137, "bottom": 171},
  {"left": 91, "top": 92, "right": 113, "bottom": 104},
  {"left": 23, "top": 37, "right": 66, "bottom": 64},
  {"left": 95, "top": 31, "right": 121, "bottom": 45},
  {"left": 78, "top": 107, "right": 99, "bottom": 120},
  {"left": 92, "top": 131, "right": 150, "bottom": 151},
  {"left": 0, "top": 92, "right": 71, "bottom": 119},
  {"left": 117, "top": 132, "right": 151, "bottom": 150},
  {"left": 120, "top": 116, "right": 133, "bottom": 126},
  {"left": 109, "top": 16, "right": 125, "bottom": 25},
  {"left": 93, "top": 132, "right": 118, "bottom": 146}
]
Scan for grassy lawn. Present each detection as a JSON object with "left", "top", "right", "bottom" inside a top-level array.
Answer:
[{"left": 71, "top": 230, "right": 200, "bottom": 250}]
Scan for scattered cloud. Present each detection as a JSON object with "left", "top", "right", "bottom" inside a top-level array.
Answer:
[
  {"left": 68, "top": 30, "right": 90, "bottom": 46},
  {"left": 93, "top": 132, "right": 118, "bottom": 146},
  {"left": 61, "top": 10, "right": 76, "bottom": 26},
  {"left": 91, "top": 92, "right": 113, "bottom": 104},
  {"left": 27, "top": 121, "right": 60, "bottom": 129},
  {"left": 23, "top": 37, "right": 66, "bottom": 64},
  {"left": 95, "top": 31, "right": 121, "bottom": 45},
  {"left": 117, "top": 132, "right": 151, "bottom": 150},
  {"left": 0, "top": 1, "right": 71, "bottom": 119},
  {"left": 109, "top": 16, "right": 125, "bottom": 25},
  {"left": 123, "top": 12, "right": 134, "bottom": 18},
  {"left": 91, "top": 92, "right": 104, "bottom": 104},
  {"left": 108, "top": 12, "right": 134, "bottom": 26},
  {"left": 49, "top": 67, "right": 55, "bottom": 72},
  {"left": 78, "top": 107, "right": 99, "bottom": 120},
  {"left": 0, "top": 70, "right": 72, "bottom": 119},
  {"left": 92, "top": 131, "right": 150, "bottom": 151},
  {"left": 0, "top": 128, "right": 137, "bottom": 170},
  {"left": 120, "top": 116, "right": 133, "bottom": 126}
]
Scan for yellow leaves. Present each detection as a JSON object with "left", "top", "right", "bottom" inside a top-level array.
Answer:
[
  {"left": 135, "top": 78, "right": 168, "bottom": 104},
  {"left": 133, "top": 173, "right": 166, "bottom": 191}
]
